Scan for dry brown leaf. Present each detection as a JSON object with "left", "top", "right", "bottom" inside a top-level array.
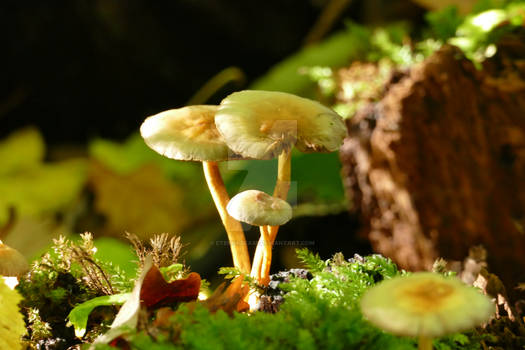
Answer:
[
  {"left": 88, "top": 161, "right": 190, "bottom": 238},
  {"left": 198, "top": 276, "right": 249, "bottom": 316}
]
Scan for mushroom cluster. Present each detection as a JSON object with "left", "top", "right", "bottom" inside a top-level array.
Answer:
[{"left": 140, "top": 90, "right": 346, "bottom": 289}]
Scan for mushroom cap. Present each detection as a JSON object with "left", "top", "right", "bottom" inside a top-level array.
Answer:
[
  {"left": 215, "top": 90, "right": 347, "bottom": 160},
  {"left": 226, "top": 190, "right": 292, "bottom": 226},
  {"left": 140, "top": 105, "right": 237, "bottom": 161},
  {"left": 360, "top": 272, "right": 495, "bottom": 338},
  {"left": 0, "top": 242, "right": 29, "bottom": 277}
]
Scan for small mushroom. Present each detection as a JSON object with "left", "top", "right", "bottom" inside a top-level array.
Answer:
[
  {"left": 140, "top": 105, "right": 251, "bottom": 274},
  {"left": 360, "top": 272, "right": 495, "bottom": 350},
  {"left": 227, "top": 190, "right": 292, "bottom": 227},
  {"left": 216, "top": 90, "right": 346, "bottom": 284},
  {"left": 227, "top": 190, "right": 292, "bottom": 287},
  {"left": 0, "top": 241, "right": 29, "bottom": 278},
  {"left": 0, "top": 241, "right": 29, "bottom": 289}
]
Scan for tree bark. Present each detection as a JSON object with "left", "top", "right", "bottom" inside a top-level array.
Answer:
[{"left": 340, "top": 43, "right": 525, "bottom": 299}]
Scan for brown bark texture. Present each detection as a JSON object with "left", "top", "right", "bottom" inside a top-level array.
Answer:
[{"left": 340, "top": 43, "right": 525, "bottom": 298}]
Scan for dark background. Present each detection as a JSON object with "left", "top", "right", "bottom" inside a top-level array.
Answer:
[{"left": 1, "top": 0, "right": 424, "bottom": 145}]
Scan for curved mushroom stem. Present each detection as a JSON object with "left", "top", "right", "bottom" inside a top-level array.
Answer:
[
  {"left": 252, "top": 149, "right": 292, "bottom": 285},
  {"left": 202, "top": 161, "right": 251, "bottom": 274},
  {"left": 418, "top": 336, "right": 433, "bottom": 350},
  {"left": 250, "top": 228, "right": 264, "bottom": 281},
  {"left": 259, "top": 226, "right": 273, "bottom": 285}
]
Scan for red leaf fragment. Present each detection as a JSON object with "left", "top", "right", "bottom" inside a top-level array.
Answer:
[
  {"left": 109, "top": 337, "right": 131, "bottom": 349},
  {"left": 139, "top": 266, "right": 201, "bottom": 308}
]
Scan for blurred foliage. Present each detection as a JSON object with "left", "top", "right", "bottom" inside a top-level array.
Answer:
[
  {"left": 223, "top": 150, "right": 346, "bottom": 209},
  {"left": 449, "top": 3, "right": 525, "bottom": 62},
  {"left": 92, "top": 237, "right": 138, "bottom": 278},
  {"left": 0, "top": 128, "right": 87, "bottom": 226},
  {"left": 250, "top": 22, "right": 371, "bottom": 97},
  {"left": 2, "top": 0, "right": 524, "bottom": 281},
  {"left": 88, "top": 161, "right": 190, "bottom": 239},
  {"left": 89, "top": 134, "right": 215, "bottom": 217}
]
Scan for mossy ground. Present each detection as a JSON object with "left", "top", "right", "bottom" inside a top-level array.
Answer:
[{"left": 17, "top": 235, "right": 499, "bottom": 350}]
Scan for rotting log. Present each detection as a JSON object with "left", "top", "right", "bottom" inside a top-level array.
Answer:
[{"left": 340, "top": 43, "right": 525, "bottom": 300}]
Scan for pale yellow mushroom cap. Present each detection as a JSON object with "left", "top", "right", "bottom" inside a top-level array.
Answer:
[
  {"left": 140, "top": 105, "right": 236, "bottom": 161},
  {"left": 0, "top": 241, "right": 29, "bottom": 277},
  {"left": 226, "top": 190, "right": 292, "bottom": 226},
  {"left": 360, "top": 272, "right": 495, "bottom": 338},
  {"left": 215, "top": 90, "right": 347, "bottom": 160}
]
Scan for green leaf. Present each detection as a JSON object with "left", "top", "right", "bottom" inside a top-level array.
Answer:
[
  {"left": 0, "top": 127, "right": 44, "bottom": 176},
  {"left": 159, "top": 263, "right": 184, "bottom": 282},
  {"left": 89, "top": 133, "right": 202, "bottom": 182},
  {"left": 426, "top": 6, "right": 464, "bottom": 40},
  {"left": 218, "top": 266, "right": 242, "bottom": 279},
  {"left": 224, "top": 152, "right": 346, "bottom": 208},
  {"left": 251, "top": 23, "right": 371, "bottom": 96},
  {"left": 67, "top": 293, "right": 131, "bottom": 338},
  {"left": 0, "top": 159, "right": 87, "bottom": 225},
  {"left": 93, "top": 237, "right": 138, "bottom": 279}
]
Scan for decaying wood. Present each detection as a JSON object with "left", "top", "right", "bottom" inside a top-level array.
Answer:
[{"left": 340, "top": 43, "right": 525, "bottom": 299}]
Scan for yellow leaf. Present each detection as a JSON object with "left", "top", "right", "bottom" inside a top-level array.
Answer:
[
  {"left": 0, "top": 159, "right": 87, "bottom": 225},
  {"left": 89, "top": 161, "right": 190, "bottom": 238},
  {"left": 0, "top": 128, "right": 44, "bottom": 176}
]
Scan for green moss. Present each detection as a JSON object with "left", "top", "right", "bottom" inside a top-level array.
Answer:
[
  {"left": 111, "top": 250, "right": 484, "bottom": 350},
  {"left": 17, "top": 234, "right": 131, "bottom": 345}
]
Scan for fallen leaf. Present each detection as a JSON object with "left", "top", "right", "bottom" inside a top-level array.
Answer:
[
  {"left": 140, "top": 267, "right": 201, "bottom": 308},
  {"left": 68, "top": 293, "right": 131, "bottom": 338},
  {"left": 88, "top": 161, "right": 190, "bottom": 238},
  {"left": 92, "top": 256, "right": 153, "bottom": 347},
  {"left": 153, "top": 276, "right": 250, "bottom": 332},
  {"left": 198, "top": 276, "right": 249, "bottom": 316}
]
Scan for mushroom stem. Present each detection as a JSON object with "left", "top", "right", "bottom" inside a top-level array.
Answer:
[
  {"left": 252, "top": 149, "right": 292, "bottom": 285},
  {"left": 259, "top": 226, "right": 273, "bottom": 285},
  {"left": 250, "top": 229, "right": 264, "bottom": 281},
  {"left": 418, "top": 336, "right": 433, "bottom": 350},
  {"left": 202, "top": 161, "right": 251, "bottom": 274},
  {"left": 273, "top": 149, "right": 292, "bottom": 200}
]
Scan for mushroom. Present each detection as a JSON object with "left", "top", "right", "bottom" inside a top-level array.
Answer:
[
  {"left": 360, "top": 272, "right": 495, "bottom": 350},
  {"left": 140, "top": 105, "right": 251, "bottom": 274},
  {"left": 215, "top": 90, "right": 346, "bottom": 284},
  {"left": 227, "top": 190, "right": 292, "bottom": 292},
  {"left": 0, "top": 241, "right": 29, "bottom": 289},
  {"left": 227, "top": 190, "right": 292, "bottom": 227}
]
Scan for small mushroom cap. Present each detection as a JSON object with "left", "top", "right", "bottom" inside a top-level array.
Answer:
[
  {"left": 140, "top": 105, "right": 236, "bottom": 161},
  {"left": 0, "top": 242, "right": 29, "bottom": 277},
  {"left": 360, "top": 272, "right": 495, "bottom": 338},
  {"left": 226, "top": 190, "right": 292, "bottom": 226},
  {"left": 215, "top": 90, "right": 347, "bottom": 160}
]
